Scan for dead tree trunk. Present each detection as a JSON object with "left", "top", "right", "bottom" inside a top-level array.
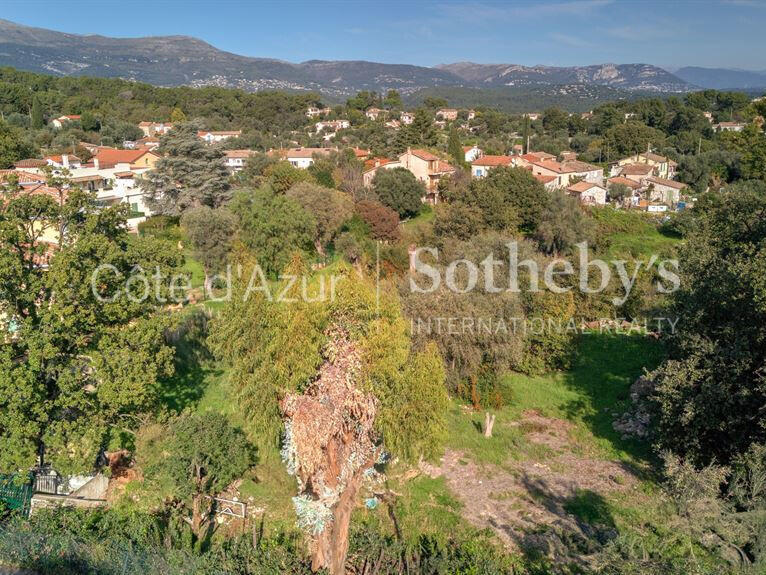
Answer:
[
  {"left": 483, "top": 412, "right": 496, "bottom": 437},
  {"left": 280, "top": 329, "right": 379, "bottom": 575},
  {"left": 311, "top": 462, "right": 366, "bottom": 574}
]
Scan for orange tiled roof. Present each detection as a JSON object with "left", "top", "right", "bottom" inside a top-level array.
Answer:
[
  {"left": 409, "top": 149, "right": 440, "bottom": 161},
  {"left": 95, "top": 148, "right": 156, "bottom": 168},
  {"left": 607, "top": 176, "right": 640, "bottom": 189},
  {"left": 567, "top": 181, "right": 605, "bottom": 193},
  {"left": 472, "top": 155, "right": 513, "bottom": 167}
]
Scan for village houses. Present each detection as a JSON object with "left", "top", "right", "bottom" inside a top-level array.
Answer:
[
  {"left": 197, "top": 130, "right": 242, "bottom": 144},
  {"left": 138, "top": 122, "right": 173, "bottom": 137},
  {"left": 397, "top": 148, "right": 455, "bottom": 203},
  {"left": 315, "top": 120, "right": 350, "bottom": 134},
  {"left": 51, "top": 115, "right": 81, "bottom": 129}
]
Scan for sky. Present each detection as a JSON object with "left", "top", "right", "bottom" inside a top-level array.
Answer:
[{"left": 2, "top": 0, "right": 764, "bottom": 71}]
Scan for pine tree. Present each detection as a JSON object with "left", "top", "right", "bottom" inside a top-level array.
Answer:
[{"left": 139, "top": 123, "right": 232, "bottom": 215}]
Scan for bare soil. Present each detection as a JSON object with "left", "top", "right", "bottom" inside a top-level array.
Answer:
[{"left": 420, "top": 410, "right": 645, "bottom": 565}]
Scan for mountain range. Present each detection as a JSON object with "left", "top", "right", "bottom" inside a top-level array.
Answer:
[
  {"left": 673, "top": 67, "right": 766, "bottom": 90},
  {"left": 0, "top": 18, "right": 762, "bottom": 103}
]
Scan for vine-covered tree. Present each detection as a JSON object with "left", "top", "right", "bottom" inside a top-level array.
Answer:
[{"left": 210, "top": 270, "right": 448, "bottom": 574}]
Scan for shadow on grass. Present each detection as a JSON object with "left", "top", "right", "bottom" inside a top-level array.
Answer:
[
  {"left": 560, "top": 331, "right": 666, "bottom": 465},
  {"left": 488, "top": 473, "right": 618, "bottom": 567},
  {"left": 158, "top": 310, "right": 222, "bottom": 413}
]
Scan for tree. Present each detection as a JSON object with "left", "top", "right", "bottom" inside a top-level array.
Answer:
[
  {"left": 79, "top": 111, "right": 100, "bottom": 132},
  {"left": 265, "top": 161, "right": 313, "bottom": 193},
  {"left": 469, "top": 166, "right": 549, "bottom": 234},
  {"left": 170, "top": 107, "right": 187, "bottom": 123},
  {"left": 447, "top": 128, "right": 465, "bottom": 168},
  {"left": 210, "top": 272, "right": 448, "bottom": 574},
  {"left": 0, "top": 121, "right": 33, "bottom": 169},
  {"left": 140, "top": 123, "right": 232, "bottom": 215},
  {"left": 371, "top": 167, "right": 424, "bottom": 218},
  {"left": 650, "top": 182, "right": 766, "bottom": 466},
  {"left": 383, "top": 89, "right": 402, "bottom": 110},
  {"left": 535, "top": 190, "right": 593, "bottom": 254},
  {"left": 30, "top": 96, "right": 43, "bottom": 129},
  {"left": 542, "top": 107, "right": 569, "bottom": 133},
  {"left": 286, "top": 182, "right": 354, "bottom": 255},
  {"left": 355, "top": 199, "right": 400, "bottom": 241},
  {"left": 0, "top": 192, "right": 182, "bottom": 475},
  {"left": 603, "top": 122, "right": 667, "bottom": 158},
  {"left": 137, "top": 412, "right": 254, "bottom": 543},
  {"left": 607, "top": 182, "right": 632, "bottom": 203},
  {"left": 180, "top": 206, "right": 237, "bottom": 292},
  {"left": 233, "top": 187, "right": 316, "bottom": 277},
  {"left": 407, "top": 109, "right": 437, "bottom": 147}
]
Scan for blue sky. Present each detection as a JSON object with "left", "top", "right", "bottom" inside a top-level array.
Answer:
[{"left": 2, "top": 0, "right": 764, "bottom": 70}]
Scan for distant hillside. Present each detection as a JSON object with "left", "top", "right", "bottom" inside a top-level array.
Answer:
[
  {"left": 0, "top": 18, "right": 696, "bottom": 103},
  {"left": 436, "top": 62, "right": 692, "bottom": 92},
  {"left": 674, "top": 66, "right": 766, "bottom": 90},
  {"left": 406, "top": 85, "right": 646, "bottom": 114}
]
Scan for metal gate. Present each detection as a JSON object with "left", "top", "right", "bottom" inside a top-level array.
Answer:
[{"left": 0, "top": 474, "right": 33, "bottom": 517}]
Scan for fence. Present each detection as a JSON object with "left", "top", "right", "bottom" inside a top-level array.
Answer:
[{"left": 0, "top": 473, "right": 33, "bottom": 517}]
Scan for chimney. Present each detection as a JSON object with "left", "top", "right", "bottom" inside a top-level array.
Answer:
[
  {"left": 93, "top": 157, "right": 100, "bottom": 170},
  {"left": 62, "top": 154, "right": 69, "bottom": 168}
]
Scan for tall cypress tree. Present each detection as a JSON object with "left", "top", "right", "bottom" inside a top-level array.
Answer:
[{"left": 30, "top": 96, "right": 44, "bottom": 129}]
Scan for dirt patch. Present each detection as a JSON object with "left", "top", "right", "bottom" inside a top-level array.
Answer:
[{"left": 422, "top": 411, "right": 642, "bottom": 567}]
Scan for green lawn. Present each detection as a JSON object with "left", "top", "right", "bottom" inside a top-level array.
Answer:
[{"left": 446, "top": 332, "right": 666, "bottom": 466}]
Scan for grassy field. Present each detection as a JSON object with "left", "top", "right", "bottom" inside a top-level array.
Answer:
[
  {"left": 159, "top": 307, "right": 673, "bottom": 558},
  {"left": 446, "top": 332, "right": 665, "bottom": 465}
]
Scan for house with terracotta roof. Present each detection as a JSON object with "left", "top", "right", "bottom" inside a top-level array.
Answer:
[
  {"left": 526, "top": 158, "right": 603, "bottom": 188},
  {"left": 0, "top": 170, "right": 46, "bottom": 188},
  {"left": 365, "top": 108, "right": 386, "bottom": 121},
  {"left": 45, "top": 154, "right": 82, "bottom": 169},
  {"left": 351, "top": 147, "right": 370, "bottom": 160},
  {"left": 471, "top": 155, "right": 514, "bottom": 178},
  {"left": 398, "top": 148, "right": 455, "bottom": 202},
  {"left": 566, "top": 181, "right": 607, "bottom": 205},
  {"left": 93, "top": 148, "right": 160, "bottom": 170},
  {"left": 436, "top": 109, "right": 458, "bottom": 121},
  {"left": 13, "top": 159, "right": 47, "bottom": 170},
  {"left": 518, "top": 151, "right": 556, "bottom": 164},
  {"left": 533, "top": 174, "right": 559, "bottom": 191},
  {"left": 385, "top": 119, "right": 401, "bottom": 130},
  {"left": 617, "top": 163, "right": 655, "bottom": 184},
  {"left": 197, "top": 130, "right": 242, "bottom": 144},
  {"left": 138, "top": 122, "right": 173, "bottom": 137},
  {"left": 645, "top": 176, "right": 686, "bottom": 206},
  {"left": 617, "top": 151, "right": 677, "bottom": 179},
  {"left": 306, "top": 106, "right": 330, "bottom": 118},
  {"left": 607, "top": 176, "right": 641, "bottom": 192},
  {"left": 363, "top": 157, "right": 400, "bottom": 187},
  {"left": 270, "top": 147, "right": 335, "bottom": 169},
  {"left": 51, "top": 115, "right": 81, "bottom": 129},
  {"left": 224, "top": 149, "right": 256, "bottom": 171},
  {"left": 463, "top": 145, "right": 483, "bottom": 163}
]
